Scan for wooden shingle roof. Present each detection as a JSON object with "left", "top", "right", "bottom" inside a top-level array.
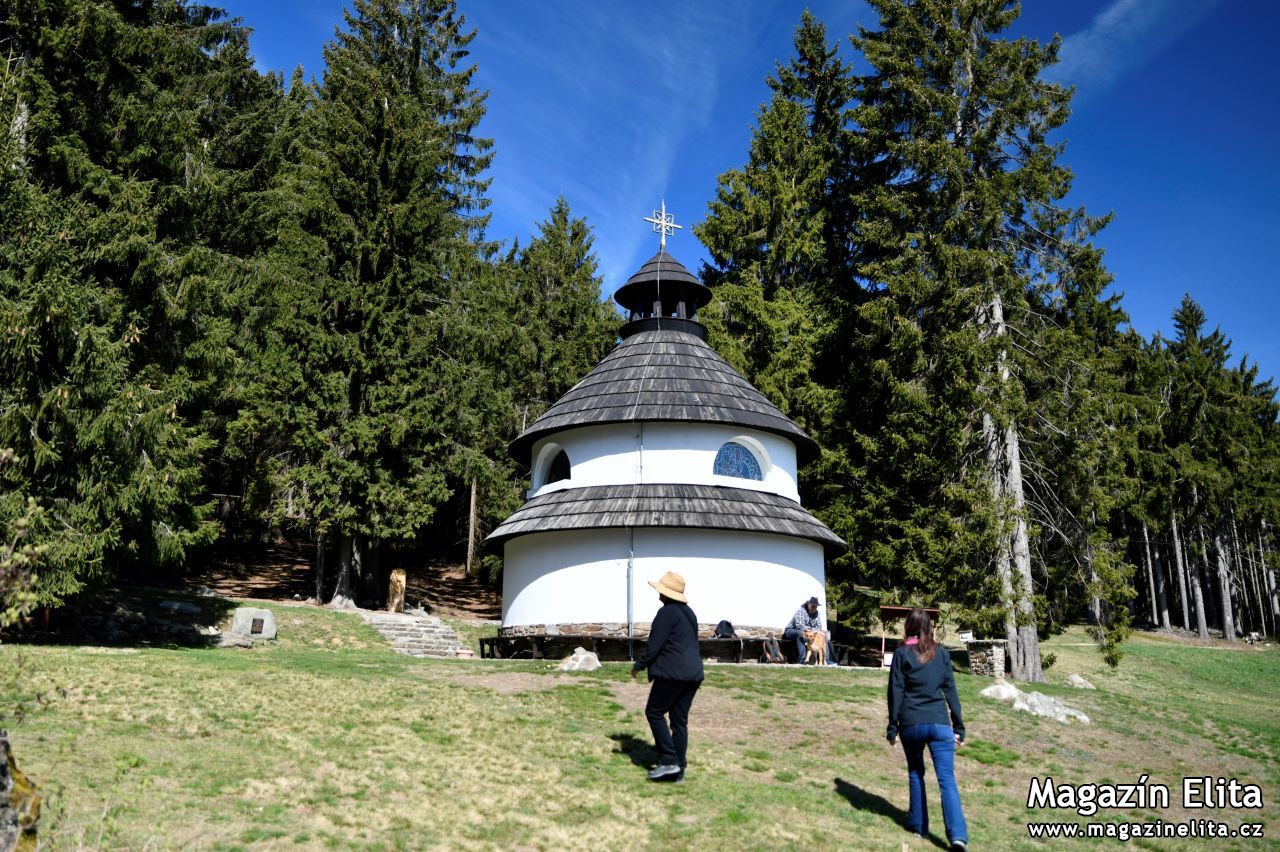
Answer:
[
  {"left": 613, "top": 250, "right": 712, "bottom": 314},
  {"left": 484, "top": 483, "right": 846, "bottom": 556},
  {"left": 510, "top": 329, "right": 820, "bottom": 464}
]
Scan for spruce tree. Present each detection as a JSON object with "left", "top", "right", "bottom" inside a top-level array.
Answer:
[
  {"left": 444, "top": 198, "right": 615, "bottom": 576},
  {"left": 697, "top": 12, "right": 849, "bottom": 438},
  {"left": 245, "top": 0, "right": 492, "bottom": 605},
  {"left": 834, "top": 0, "right": 1146, "bottom": 679},
  {"left": 0, "top": 0, "right": 270, "bottom": 602}
]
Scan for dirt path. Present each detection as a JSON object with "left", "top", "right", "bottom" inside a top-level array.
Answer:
[{"left": 178, "top": 542, "right": 501, "bottom": 620}]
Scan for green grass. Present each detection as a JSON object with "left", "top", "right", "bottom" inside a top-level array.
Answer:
[
  {"left": 3, "top": 610, "right": 1278, "bottom": 850},
  {"left": 440, "top": 616, "right": 497, "bottom": 655}
]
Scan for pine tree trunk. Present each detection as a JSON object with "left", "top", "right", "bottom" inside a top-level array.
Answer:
[
  {"left": 330, "top": 533, "right": 356, "bottom": 609},
  {"left": 1141, "top": 522, "right": 1158, "bottom": 625},
  {"left": 983, "top": 411, "right": 1018, "bottom": 668},
  {"left": 1232, "top": 513, "right": 1261, "bottom": 636},
  {"left": 1004, "top": 422, "right": 1042, "bottom": 681},
  {"left": 1172, "top": 506, "right": 1192, "bottom": 626},
  {"left": 6, "top": 52, "right": 30, "bottom": 168},
  {"left": 466, "top": 478, "right": 479, "bottom": 576},
  {"left": 1172, "top": 506, "right": 1198, "bottom": 634},
  {"left": 315, "top": 532, "right": 327, "bottom": 602},
  {"left": 1261, "top": 523, "right": 1278, "bottom": 634},
  {"left": 351, "top": 538, "right": 365, "bottom": 606},
  {"left": 1212, "top": 529, "right": 1236, "bottom": 641},
  {"left": 1152, "top": 535, "right": 1171, "bottom": 630},
  {"left": 1184, "top": 520, "right": 1210, "bottom": 640},
  {"left": 1248, "top": 542, "right": 1266, "bottom": 638},
  {"left": 1142, "top": 523, "right": 1170, "bottom": 629},
  {"left": 364, "top": 540, "right": 381, "bottom": 608},
  {"left": 979, "top": 292, "right": 1042, "bottom": 682}
]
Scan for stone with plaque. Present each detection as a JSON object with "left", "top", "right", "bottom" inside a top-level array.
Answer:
[{"left": 228, "top": 607, "right": 277, "bottom": 642}]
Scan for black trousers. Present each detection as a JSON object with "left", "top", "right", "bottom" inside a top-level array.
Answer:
[{"left": 645, "top": 678, "right": 701, "bottom": 768}]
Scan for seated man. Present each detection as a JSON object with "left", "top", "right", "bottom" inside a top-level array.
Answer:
[{"left": 782, "top": 597, "right": 835, "bottom": 665}]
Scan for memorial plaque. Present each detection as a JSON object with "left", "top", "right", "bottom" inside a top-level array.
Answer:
[{"left": 229, "top": 606, "right": 278, "bottom": 642}]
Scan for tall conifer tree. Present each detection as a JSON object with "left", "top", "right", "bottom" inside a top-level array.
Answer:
[
  {"left": 0, "top": 0, "right": 272, "bottom": 602},
  {"left": 246, "top": 0, "right": 492, "bottom": 604}
]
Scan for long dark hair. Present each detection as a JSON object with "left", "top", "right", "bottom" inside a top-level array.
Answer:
[{"left": 904, "top": 608, "right": 937, "bottom": 664}]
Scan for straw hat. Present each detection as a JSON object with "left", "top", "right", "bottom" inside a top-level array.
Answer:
[{"left": 648, "top": 571, "right": 687, "bottom": 602}]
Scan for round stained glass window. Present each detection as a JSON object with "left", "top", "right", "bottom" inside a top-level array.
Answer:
[{"left": 713, "top": 441, "right": 763, "bottom": 480}]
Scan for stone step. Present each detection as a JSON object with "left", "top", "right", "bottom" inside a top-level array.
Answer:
[{"left": 362, "top": 611, "right": 465, "bottom": 658}]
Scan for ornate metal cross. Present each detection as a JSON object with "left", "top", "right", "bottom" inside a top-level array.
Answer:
[{"left": 643, "top": 200, "right": 682, "bottom": 251}]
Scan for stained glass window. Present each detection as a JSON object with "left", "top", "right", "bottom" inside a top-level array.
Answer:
[
  {"left": 546, "top": 449, "right": 571, "bottom": 484},
  {"left": 713, "top": 441, "right": 763, "bottom": 480}
]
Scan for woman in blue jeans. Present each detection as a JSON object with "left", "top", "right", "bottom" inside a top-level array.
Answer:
[{"left": 885, "top": 608, "right": 969, "bottom": 851}]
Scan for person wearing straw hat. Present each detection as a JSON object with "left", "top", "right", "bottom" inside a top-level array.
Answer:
[{"left": 630, "top": 571, "right": 704, "bottom": 782}]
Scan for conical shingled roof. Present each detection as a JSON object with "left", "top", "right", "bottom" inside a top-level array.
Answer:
[
  {"left": 612, "top": 250, "right": 711, "bottom": 314},
  {"left": 485, "top": 484, "right": 846, "bottom": 556},
  {"left": 509, "top": 328, "right": 820, "bottom": 464}
]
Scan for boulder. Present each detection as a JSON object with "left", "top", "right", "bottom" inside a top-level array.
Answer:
[
  {"left": 1012, "top": 690, "right": 1090, "bottom": 724},
  {"left": 159, "top": 600, "right": 202, "bottom": 616},
  {"left": 558, "top": 647, "right": 602, "bottom": 672},
  {"left": 1065, "top": 673, "right": 1096, "bottom": 690},
  {"left": 228, "top": 607, "right": 277, "bottom": 641},
  {"left": 978, "top": 678, "right": 1021, "bottom": 702}
]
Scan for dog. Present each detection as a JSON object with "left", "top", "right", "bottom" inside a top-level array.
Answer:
[{"left": 803, "top": 629, "right": 827, "bottom": 666}]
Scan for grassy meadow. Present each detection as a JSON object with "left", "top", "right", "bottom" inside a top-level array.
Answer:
[{"left": 3, "top": 604, "right": 1277, "bottom": 850}]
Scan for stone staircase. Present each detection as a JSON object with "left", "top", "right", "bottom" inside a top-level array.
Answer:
[{"left": 363, "top": 611, "right": 465, "bottom": 658}]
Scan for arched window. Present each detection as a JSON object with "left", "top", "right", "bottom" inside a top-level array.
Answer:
[
  {"left": 713, "top": 441, "right": 763, "bottom": 480},
  {"left": 546, "top": 449, "right": 571, "bottom": 484}
]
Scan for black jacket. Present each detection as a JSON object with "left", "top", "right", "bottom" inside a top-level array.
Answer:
[
  {"left": 632, "top": 601, "right": 705, "bottom": 682},
  {"left": 885, "top": 644, "right": 964, "bottom": 742}
]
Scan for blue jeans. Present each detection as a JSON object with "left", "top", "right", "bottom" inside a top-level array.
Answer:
[{"left": 900, "top": 723, "right": 968, "bottom": 844}]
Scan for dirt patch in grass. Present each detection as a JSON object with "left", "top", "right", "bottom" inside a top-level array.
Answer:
[{"left": 431, "top": 667, "right": 582, "bottom": 695}]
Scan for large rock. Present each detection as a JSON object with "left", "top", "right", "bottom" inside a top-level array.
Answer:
[
  {"left": 1065, "top": 673, "right": 1096, "bottom": 690},
  {"left": 979, "top": 678, "right": 1022, "bottom": 702},
  {"left": 228, "top": 607, "right": 277, "bottom": 641},
  {"left": 558, "top": 647, "right": 602, "bottom": 672},
  {"left": 158, "top": 600, "right": 202, "bottom": 616},
  {"left": 1012, "top": 690, "right": 1090, "bottom": 724}
]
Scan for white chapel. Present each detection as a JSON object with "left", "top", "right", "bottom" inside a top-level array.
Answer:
[{"left": 486, "top": 205, "right": 846, "bottom": 642}]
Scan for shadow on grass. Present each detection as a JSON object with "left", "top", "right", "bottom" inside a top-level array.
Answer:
[
  {"left": 11, "top": 585, "right": 239, "bottom": 650},
  {"left": 610, "top": 732, "right": 657, "bottom": 769},
  {"left": 833, "top": 778, "right": 950, "bottom": 850}
]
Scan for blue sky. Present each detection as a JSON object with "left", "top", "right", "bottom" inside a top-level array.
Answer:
[{"left": 221, "top": 0, "right": 1280, "bottom": 383}]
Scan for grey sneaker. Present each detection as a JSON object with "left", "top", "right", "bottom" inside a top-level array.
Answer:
[{"left": 647, "top": 764, "right": 681, "bottom": 780}]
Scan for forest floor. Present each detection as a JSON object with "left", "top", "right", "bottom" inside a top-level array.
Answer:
[
  {"left": 3, "top": 602, "right": 1278, "bottom": 850},
  {"left": 173, "top": 543, "right": 503, "bottom": 621}
]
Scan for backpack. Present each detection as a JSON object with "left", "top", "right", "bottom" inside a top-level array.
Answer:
[
  {"left": 714, "top": 619, "right": 736, "bottom": 639},
  {"left": 761, "top": 635, "right": 786, "bottom": 664}
]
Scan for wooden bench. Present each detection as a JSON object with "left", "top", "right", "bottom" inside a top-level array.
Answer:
[
  {"left": 479, "top": 633, "right": 873, "bottom": 666},
  {"left": 480, "top": 634, "right": 746, "bottom": 663}
]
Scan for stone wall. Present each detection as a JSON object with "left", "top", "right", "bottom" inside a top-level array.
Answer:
[
  {"left": 966, "top": 640, "right": 1008, "bottom": 677},
  {"left": 501, "top": 622, "right": 782, "bottom": 640}
]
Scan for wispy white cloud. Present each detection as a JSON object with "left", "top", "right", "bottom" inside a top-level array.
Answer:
[
  {"left": 1050, "top": 0, "right": 1225, "bottom": 93},
  {"left": 470, "top": 0, "right": 768, "bottom": 292}
]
